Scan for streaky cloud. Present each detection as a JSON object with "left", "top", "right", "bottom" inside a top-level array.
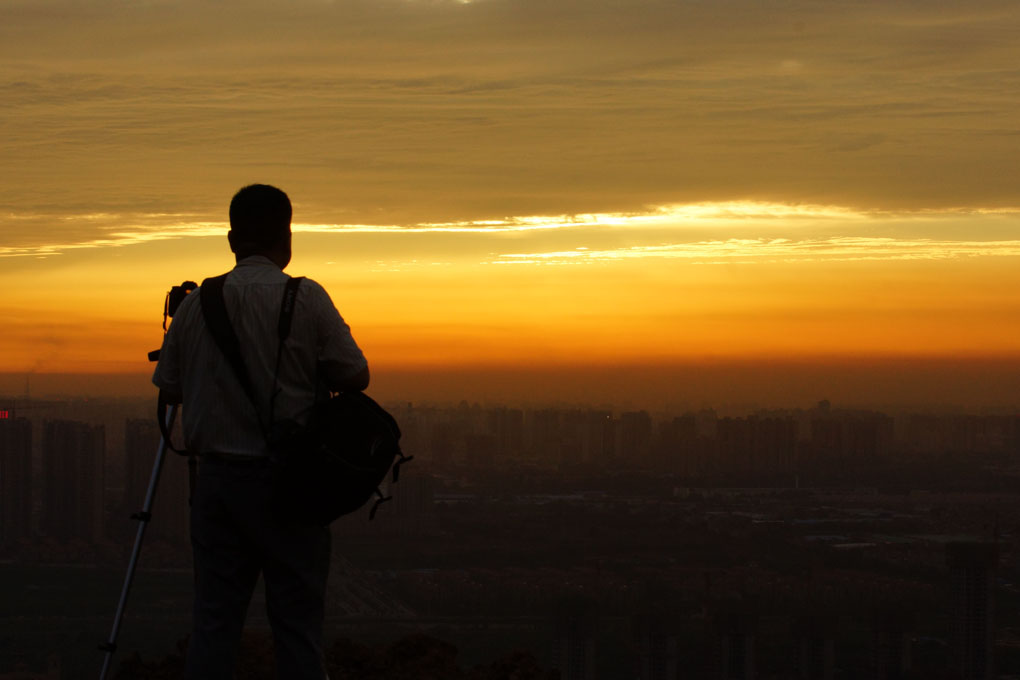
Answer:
[
  {"left": 3, "top": 202, "right": 1019, "bottom": 258},
  {"left": 491, "top": 236, "right": 1020, "bottom": 265}
]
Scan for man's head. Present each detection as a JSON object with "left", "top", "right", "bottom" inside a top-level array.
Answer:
[{"left": 228, "top": 184, "right": 292, "bottom": 268}]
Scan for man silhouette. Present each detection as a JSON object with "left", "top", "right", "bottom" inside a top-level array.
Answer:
[{"left": 153, "top": 184, "right": 369, "bottom": 679}]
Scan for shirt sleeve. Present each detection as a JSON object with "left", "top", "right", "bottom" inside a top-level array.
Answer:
[
  {"left": 151, "top": 290, "right": 194, "bottom": 397},
  {"left": 306, "top": 279, "right": 368, "bottom": 379}
]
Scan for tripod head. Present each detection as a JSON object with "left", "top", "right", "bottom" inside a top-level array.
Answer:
[{"left": 148, "top": 280, "right": 197, "bottom": 362}]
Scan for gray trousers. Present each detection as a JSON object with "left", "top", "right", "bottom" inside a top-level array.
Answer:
[{"left": 186, "top": 458, "right": 330, "bottom": 680}]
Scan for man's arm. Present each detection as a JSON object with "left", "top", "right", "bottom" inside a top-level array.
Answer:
[
  {"left": 308, "top": 278, "right": 370, "bottom": 392},
  {"left": 152, "top": 297, "right": 188, "bottom": 404},
  {"left": 321, "top": 361, "right": 370, "bottom": 392}
]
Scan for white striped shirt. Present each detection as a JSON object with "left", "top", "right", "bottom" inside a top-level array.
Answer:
[{"left": 152, "top": 256, "right": 367, "bottom": 458}]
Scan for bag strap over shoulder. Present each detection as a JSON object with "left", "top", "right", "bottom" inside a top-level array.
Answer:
[
  {"left": 200, "top": 274, "right": 260, "bottom": 403},
  {"left": 199, "top": 272, "right": 260, "bottom": 433},
  {"left": 269, "top": 277, "right": 304, "bottom": 425},
  {"left": 278, "top": 276, "right": 303, "bottom": 341},
  {"left": 199, "top": 272, "right": 306, "bottom": 438}
]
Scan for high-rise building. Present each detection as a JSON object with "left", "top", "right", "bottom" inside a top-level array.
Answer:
[
  {"left": 633, "top": 614, "right": 678, "bottom": 680},
  {"left": 41, "top": 420, "right": 105, "bottom": 543},
  {"left": 570, "top": 409, "right": 613, "bottom": 466},
  {"left": 617, "top": 410, "right": 653, "bottom": 462},
  {"left": 717, "top": 415, "right": 796, "bottom": 475},
  {"left": 710, "top": 606, "right": 756, "bottom": 680},
  {"left": 429, "top": 421, "right": 460, "bottom": 465},
  {"left": 811, "top": 409, "right": 893, "bottom": 460},
  {"left": 124, "top": 418, "right": 189, "bottom": 545},
  {"left": 528, "top": 408, "right": 565, "bottom": 464},
  {"left": 946, "top": 541, "right": 998, "bottom": 680},
  {"left": 553, "top": 604, "right": 598, "bottom": 680},
  {"left": 795, "top": 616, "right": 835, "bottom": 680},
  {"left": 487, "top": 406, "right": 524, "bottom": 459},
  {"left": 0, "top": 416, "right": 33, "bottom": 546},
  {"left": 873, "top": 609, "right": 913, "bottom": 680},
  {"left": 904, "top": 414, "right": 1016, "bottom": 456},
  {"left": 659, "top": 413, "right": 716, "bottom": 476}
]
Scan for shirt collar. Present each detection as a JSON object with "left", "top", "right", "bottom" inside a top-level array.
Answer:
[{"left": 234, "top": 255, "right": 280, "bottom": 269}]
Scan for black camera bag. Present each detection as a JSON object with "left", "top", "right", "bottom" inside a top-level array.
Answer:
[{"left": 269, "top": 390, "right": 405, "bottom": 524}]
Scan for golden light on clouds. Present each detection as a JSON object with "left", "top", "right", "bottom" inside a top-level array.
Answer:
[
  {"left": 1, "top": 202, "right": 1020, "bottom": 379},
  {"left": 1, "top": 0, "right": 1019, "bottom": 404},
  {"left": 5, "top": 202, "right": 1018, "bottom": 258},
  {"left": 491, "top": 236, "right": 1020, "bottom": 265}
]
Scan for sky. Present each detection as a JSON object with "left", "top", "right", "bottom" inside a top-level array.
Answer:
[{"left": 2, "top": 0, "right": 1019, "bottom": 408}]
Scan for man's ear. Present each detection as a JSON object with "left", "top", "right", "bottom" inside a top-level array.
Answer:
[
  {"left": 227, "top": 230, "right": 238, "bottom": 253},
  {"left": 271, "top": 231, "right": 293, "bottom": 270}
]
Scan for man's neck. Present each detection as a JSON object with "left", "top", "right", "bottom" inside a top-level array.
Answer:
[{"left": 235, "top": 251, "right": 289, "bottom": 270}]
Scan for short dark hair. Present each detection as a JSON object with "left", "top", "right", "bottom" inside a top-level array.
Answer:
[{"left": 229, "top": 184, "right": 292, "bottom": 251}]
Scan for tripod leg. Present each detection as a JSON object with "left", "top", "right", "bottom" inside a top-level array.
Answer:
[{"left": 99, "top": 404, "right": 179, "bottom": 680}]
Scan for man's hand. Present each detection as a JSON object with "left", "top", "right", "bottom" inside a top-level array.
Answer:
[
  {"left": 159, "top": 388, "right": 183, "bottom": 406},
  {"left": 321, "top": 362, "right": 370, "bottom": 392}
]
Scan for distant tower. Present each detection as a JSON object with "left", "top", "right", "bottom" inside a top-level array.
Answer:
[
  {"left": 946, "top": 541, "right": 998, "bottom": 680},
  {"left": 0, "top": 416, "right": 33, "bottom": 546},
  {"left": 634, "top": 613, "right": 678, "bottom": 680},
  {"left": 873, "top": 608, "right": 913, "bottom": 680},
  {"left": 553, "top": 602, "right": 598, "bottom": 680},
  {"left": 42, "top": 420, "right": 105, "bottom": 543},
  {"left": 711, "top": 604, "right": 757, "bottom": 680},
  {"left": 794, "top": 616, "right": 835, "bottom": 680},
  {"left": 124, "top": 418, "right": 189, "bottom": 545},
  {"left": 617, "top": 410, "right": 653, "bottom": 463}
]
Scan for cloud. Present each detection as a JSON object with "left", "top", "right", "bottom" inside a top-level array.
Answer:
[
  {"left": 1, "top": 0, "right": 1019, "bottom": 242},
  {"left": 0, "top": 201, "right": 878, "bottom": 255},
  {"left": 0, "top": 213, "right": 224, "bottom": 256},
  {"left": 491, "top": 237, "right": 1020, "bottom": 266},
  {"left": 4, "top": 202, "right": 1019, "bottom": 266}
]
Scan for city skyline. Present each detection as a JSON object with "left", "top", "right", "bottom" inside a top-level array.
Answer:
[
  {"left": 4, "top": 354, "right": 1020, "bottom": 412},
  {"left": 2, "top": 395, "right": 1015, "bottom": 677}
]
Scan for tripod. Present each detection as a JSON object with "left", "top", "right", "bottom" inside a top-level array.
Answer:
[
  {"left": 98, "top": 403, "right": 181, "bottom": 680},
  {"left": 98, "top": 280, "right": 196, "bottom": 679}
]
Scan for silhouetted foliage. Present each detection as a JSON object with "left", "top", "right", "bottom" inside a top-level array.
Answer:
[
  {"left": 114, "top": 632, "right": 557, "bottom": 680},
  {"left": 467, "top": 650, "right": 559, "bottom": 680},
  {"left": 112, "top": 637, "right": 186, "bottom": 680}
]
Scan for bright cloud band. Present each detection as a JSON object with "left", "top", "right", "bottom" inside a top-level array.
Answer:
[
  {"left": 492, "top": 237, "right": 1020, "bottom": 265},
  {"left": 3, "top": 202, "right": 1020, "bottom": 260}
]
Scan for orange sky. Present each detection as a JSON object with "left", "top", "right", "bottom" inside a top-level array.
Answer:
[{"left": 1, "top": 0, "right": 1019, "bottom": 407}]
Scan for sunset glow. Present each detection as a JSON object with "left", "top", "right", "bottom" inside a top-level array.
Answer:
[
  {"left": 2, "top": 0, "right": 1019, "bottom": 406},
  {"left": 3, "top": 202, "right": 1019, "bottom": 378}
]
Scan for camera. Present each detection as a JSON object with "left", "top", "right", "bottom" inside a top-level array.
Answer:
[
  {"left": 148, "top": 280, "right": 197, "bottom": 362},
  {"left": 167, "top": 280, "right": 198, "bottom": 318}
]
